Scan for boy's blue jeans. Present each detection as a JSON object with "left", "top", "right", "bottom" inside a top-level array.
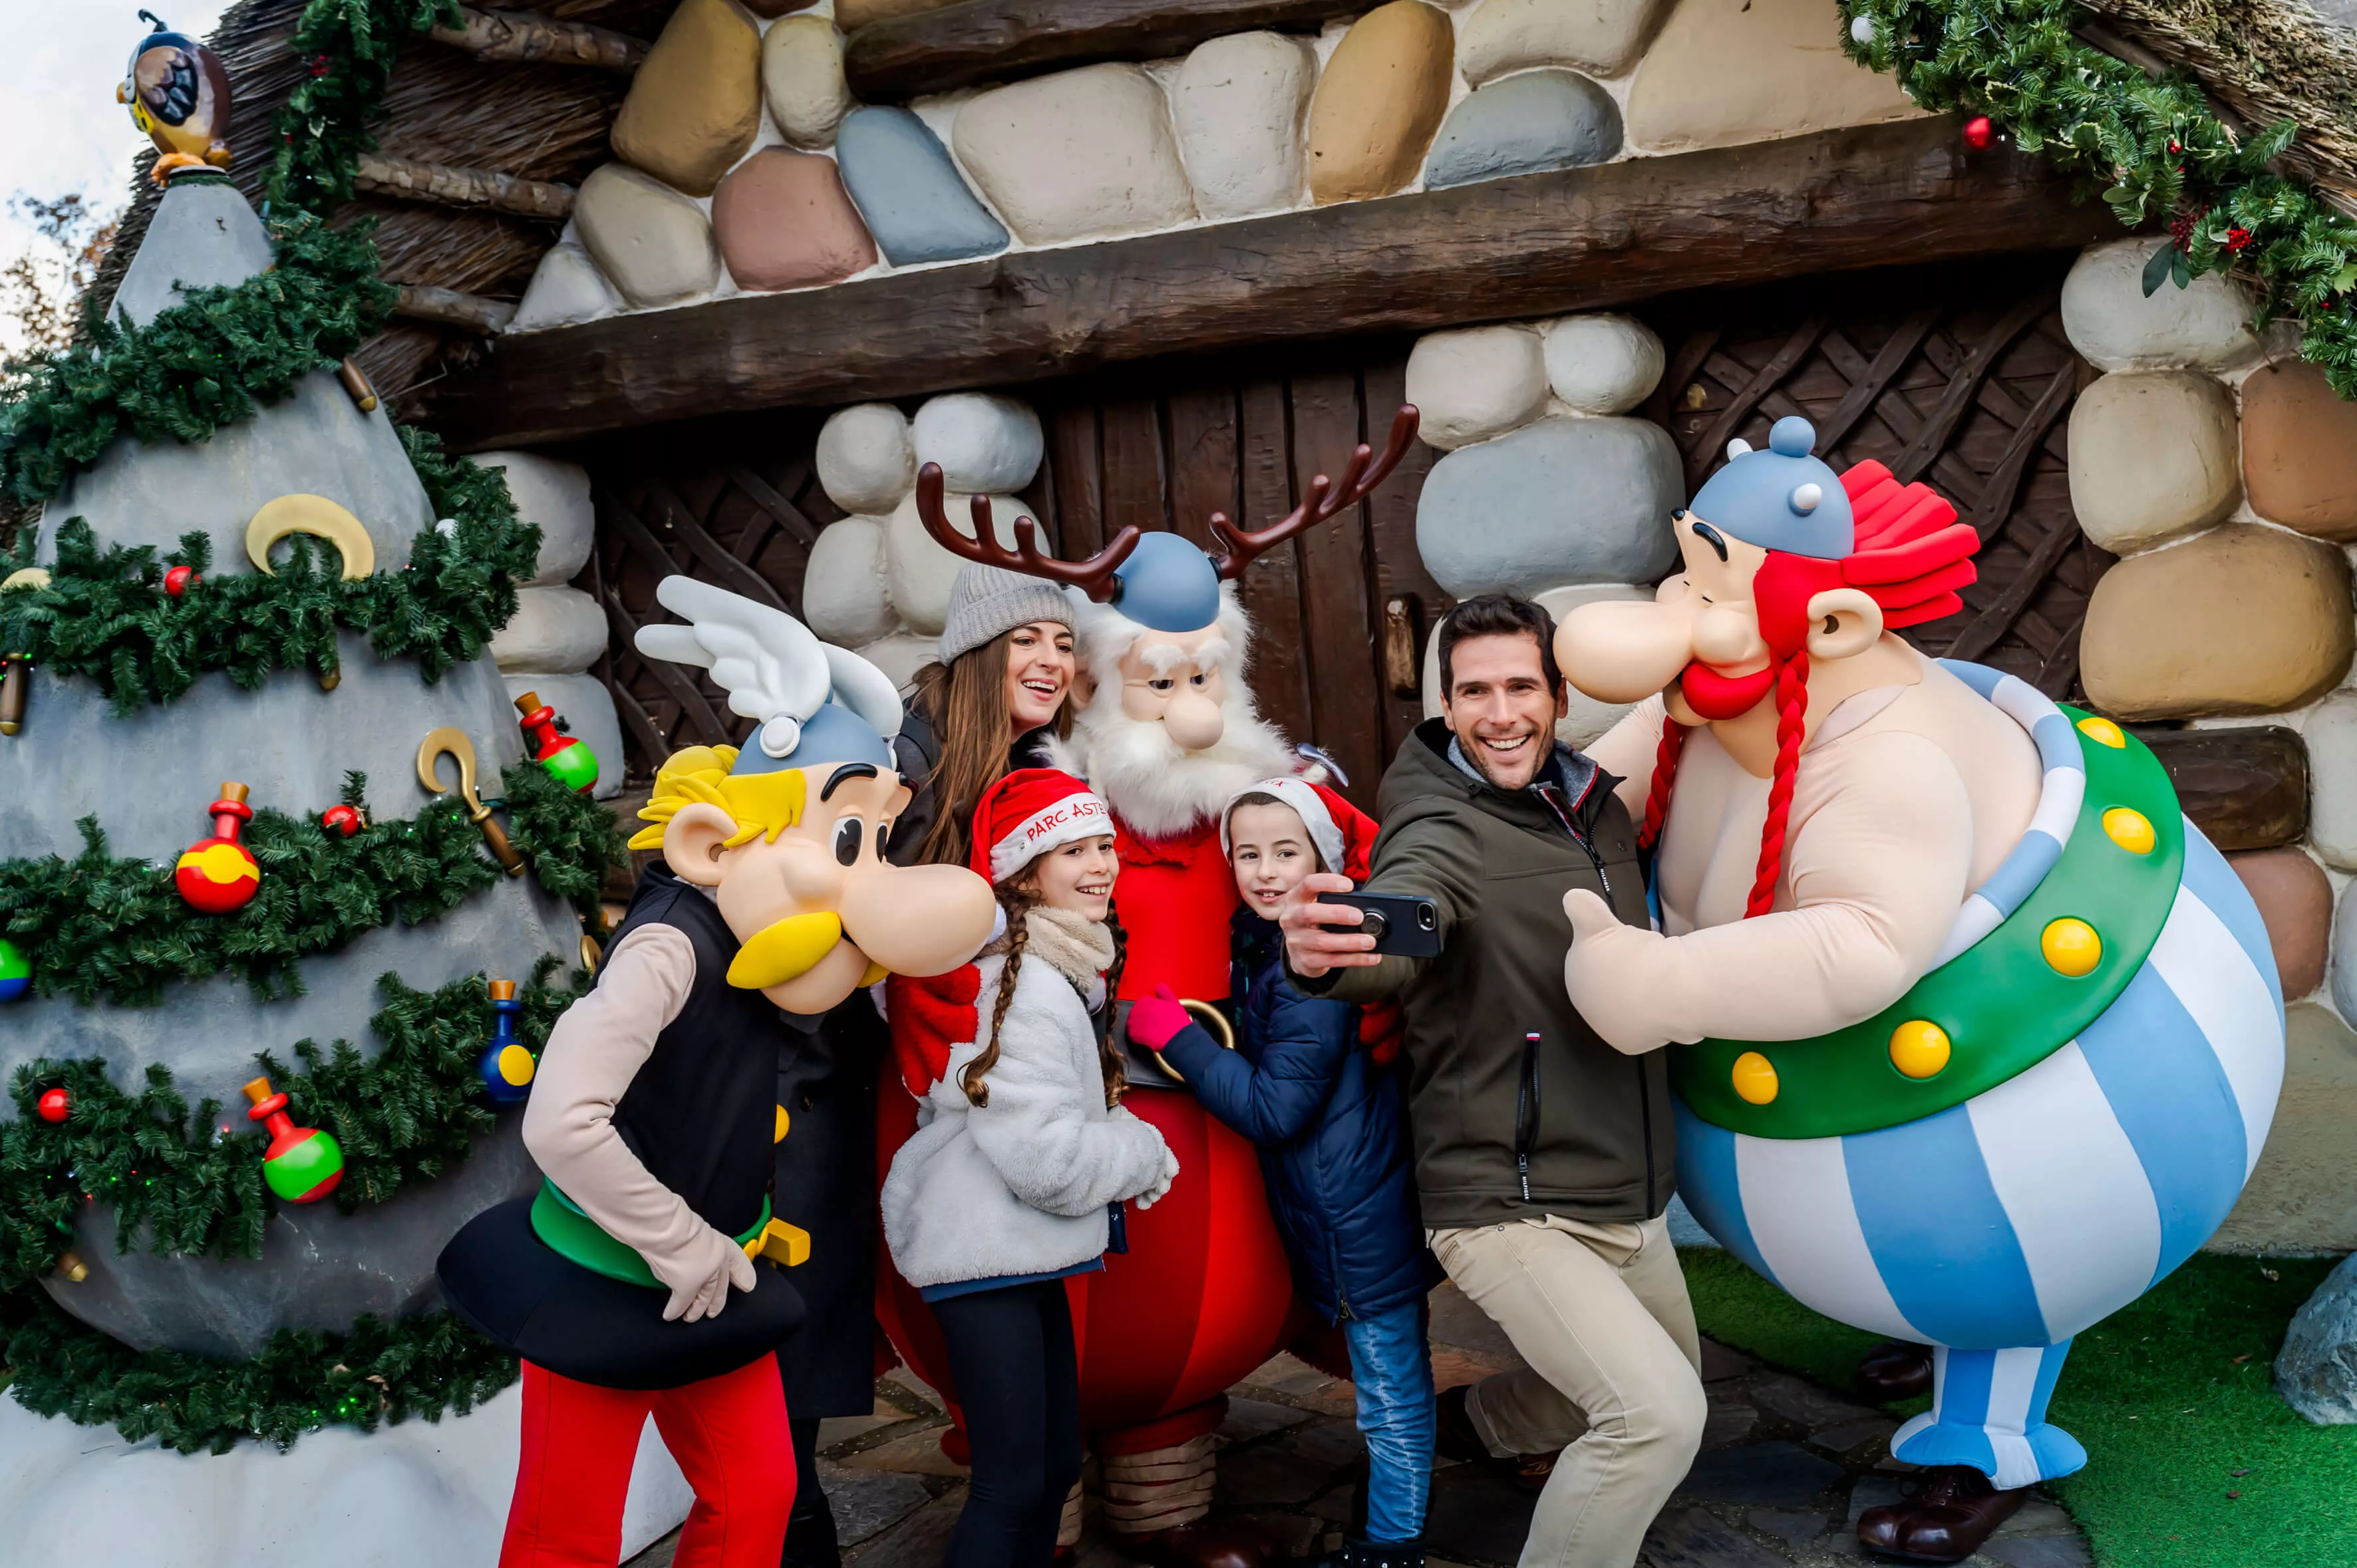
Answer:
[{"left": 1342, "top": 1301, "right": 1436, "bottom": 1543}]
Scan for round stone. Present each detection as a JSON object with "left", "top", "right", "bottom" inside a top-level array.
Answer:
[
  {"left": 802, "top": 515, "right": 897, "bottom": 646},
  {"left": 1460, "top": 0, "right": 1676, "bottom": 82},
  {"left": 1543, "top": 314, "right": 1666, "bottom": 416},
  {"left": 2041, "top": 917, "right": 2102, "bottom": 977},
  {"left": 2067, "top": 371, "right": 2241, "bottom": 553},
  {"left": 2241, "top": 361, "right": 2357, "bottom": 541},
  {"left": 1887, "top": 1019, "right": 1951, "bottom": 1080},
  {"left": 711, "top": 148, "right": 877, "bottom": 293},
  {"left": 835, "top": 106, "right": 1010, "bottom": 267},
  {"left": 609, "top": 0, "right": 762, "bottom": 198},
  {"left": 2102, "top": 806, "right": 2155, "bottom": 855},
  {"left": 572, "top": 163, "right": 720, "bottom": 310},
  {"left": 912, "top": 392, "right": 1044, "bottom": 494},
  {"left": 885, "top": 490, "right": 1026, "bottom": 635},
  {"left": 508, "top": 243, "right": 618, "bottom": 333},
  {"left": 490, "top": 585, "right": 606, "bottom": 675},
  {"left": 2060, "top": 237, "right": 2261, "bottom": 373},
  {"left": 1623, "top": 0, "right": 1923, "bottom": 154},
  {"left": 2227, "top": 847, "right": 2331, "bottom": 1000},
  {"left": 2077, "top": 716, "right": 2126, "bottom": 748},
  {"left": 1415, "top": 416, "right": 1683, "bottom": 596},
  {"left": 1305, "top": 0, "right": 1456, "bottom": 204},
  {"left": 1404, "top": 326, "right": 1548, "bottom": 450},
  {"left": 2303, "top": 691, "right": 2357, "bottom": 869},
  {"left": 818, "top": 402, "right": 916, "bottom": 514},
  {"left": 763, "top": 15, "right": 852, "bottom": 150},
  {"left": 951, "top": 63, "right": 1197, "bottom": 246},
  {"left": 1731, "top": 1050, "right": 1778, "bottom": 1105},
  {"left": 473, "top": 451, "right": 594, "bottom": 587},
  {"left": 1172, "top": 31, "right": 1315, "bottom": 221},
  {"left": 1422, "top": 69, "right": 1623, "bottom": 191}
]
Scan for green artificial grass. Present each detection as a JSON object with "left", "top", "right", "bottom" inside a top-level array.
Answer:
[{"left": 1682, "top": 1249, "right": 2357, "bottom": 1568}]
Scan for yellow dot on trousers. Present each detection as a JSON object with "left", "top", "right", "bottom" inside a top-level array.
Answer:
[
  {"left": 2103, "top": 807, "right": 2155, "bottom": 855},
  {"left": 2042, "top": 917, "right": 2103, "bottom": 977},
  {"left": 1888, "top": 1020, "right": 1952, "bottom": 1080},
  {"left": 496, "top": 1044, "right": 536, "bottom": 1088},
  {"left": 774, "top": 1104, "right": 792, "bottom": 1144},
  {"left": 2077, "top": 716, "right": 2127, "bottom": 748},
  {"left": 1732, "top": 1051, "right": 1779, "bottom": 1105}
]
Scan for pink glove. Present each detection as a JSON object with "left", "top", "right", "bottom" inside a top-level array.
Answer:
[{"left": 1127, "top": 985, "right": 1191, "bottom": 1052}]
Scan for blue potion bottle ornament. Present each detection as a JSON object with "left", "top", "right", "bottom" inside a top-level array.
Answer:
[{"left": 480, "top": 979, "right": 534, "bottom": 1105}]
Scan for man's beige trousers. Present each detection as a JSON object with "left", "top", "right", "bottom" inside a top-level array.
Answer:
[{"left": 1428, "top": 1213, "right": 1706, "bottom": 1568}]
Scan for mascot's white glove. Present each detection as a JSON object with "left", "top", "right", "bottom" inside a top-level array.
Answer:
[
  {"left": 1561, "top": 887, "right": 1678, "bottom": 1057},
  {"left": 652, "top": 1221, "right": 759, "bottom": 1323},
  {"left": 1133, "top": 1144, "right": 1181, "bottom": 1211}
]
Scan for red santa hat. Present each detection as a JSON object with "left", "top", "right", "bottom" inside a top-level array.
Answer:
[
  {"left": 1218, "top": 778, "right": 1378, "bottom": 881},
  {"left": 971, "top": 768, "right": 1114, "bottom": 883}
]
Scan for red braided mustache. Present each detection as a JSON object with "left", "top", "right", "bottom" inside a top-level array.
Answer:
[{"left": 1676, "top": 660, "right": 1778, "bottom": 720}]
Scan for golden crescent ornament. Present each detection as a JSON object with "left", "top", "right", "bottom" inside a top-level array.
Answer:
[
  {"left": 245, "top": 494, "right": 376, "bottom": 581},
  {"left": 1, "top": 568, "right": 53, "bottom": 593}
]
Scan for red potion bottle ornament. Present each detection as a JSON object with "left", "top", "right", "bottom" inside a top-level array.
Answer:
[
  {"left": 515, "top": 691, "right": 599, "bottom": 795},
  {"left": 243, "top": 1076, "right": 343, "bottom": 1203},
  {"left": 175, "top": 781, "right": 260, "bottom": 913}
]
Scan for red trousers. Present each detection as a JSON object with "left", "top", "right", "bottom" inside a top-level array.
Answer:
[{"left": 500, "top": 1358, "right": 797, "bottom": 1568}]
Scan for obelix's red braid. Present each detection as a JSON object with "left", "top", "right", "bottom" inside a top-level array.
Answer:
[{"left": 1635, "top": 460, "right": 1982, "bottom": 919}]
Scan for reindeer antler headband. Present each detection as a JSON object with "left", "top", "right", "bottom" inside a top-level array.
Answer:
[{"left": 915, "top": 406, "right": 1422, "bottom": 634}]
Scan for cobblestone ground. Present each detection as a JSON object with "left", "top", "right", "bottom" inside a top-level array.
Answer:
[{"left": 627, "top": 1284, "right": 2092, "bottom": 1568}]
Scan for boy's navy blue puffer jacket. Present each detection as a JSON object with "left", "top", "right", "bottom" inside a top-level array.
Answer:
[{"left": 1158, "top": 909, "right": 1432, "bottom": 1323}]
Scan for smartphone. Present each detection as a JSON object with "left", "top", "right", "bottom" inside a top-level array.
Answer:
[{"left": 1327, "top": 890, "right": 1442, "bottom": 959}]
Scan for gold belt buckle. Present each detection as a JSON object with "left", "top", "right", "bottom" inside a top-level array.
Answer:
[{"left": 1152, "top": 999, "right": 1235, "bottom": 1084}]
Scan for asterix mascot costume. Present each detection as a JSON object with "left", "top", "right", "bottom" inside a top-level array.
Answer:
[
  {"left": 1558, "top": 418, "right": 2286, "bottom": 1563},
  {"left": 439, "top": 577, "right": 995, "bottom": 1568},
  {"left": 871, "top": 414, "right": 1420, "bottom": 1568}
]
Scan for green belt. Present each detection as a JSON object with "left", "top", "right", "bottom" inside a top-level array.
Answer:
[
  {"left": 1670, "top": 706, "right": 2185, "bottom": 1141},
  {"left": 530, "top": 1179, "right": 772, "bottom": 1290}
]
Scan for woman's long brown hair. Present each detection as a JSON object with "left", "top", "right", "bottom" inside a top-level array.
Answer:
[{"left": 910, "top": 629, "right": 1076, "bottom": 869}]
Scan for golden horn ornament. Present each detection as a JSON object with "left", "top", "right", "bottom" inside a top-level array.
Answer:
[{"left": 416, "top": 727, "right": 525, "bottom": 875}]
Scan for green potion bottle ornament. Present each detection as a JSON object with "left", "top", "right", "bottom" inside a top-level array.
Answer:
[
  {"left": 515, "top": 690, "right": 599, "bottom": 794},
  {"left": 243, "top": 1075, "right": 344, "bottom": 1203}
]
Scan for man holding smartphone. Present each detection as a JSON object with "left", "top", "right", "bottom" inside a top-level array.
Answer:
[{"left": 1281, "top": 593, "right": 1700, "bottom": 1568}]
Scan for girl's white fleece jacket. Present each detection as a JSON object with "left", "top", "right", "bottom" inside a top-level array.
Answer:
[{"left": 881, "top": 935, "right": 1172, "bottom": 1291}]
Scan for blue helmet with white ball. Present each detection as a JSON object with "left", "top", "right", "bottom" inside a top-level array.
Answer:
[{"left": 1688, "top": 416, "right": 1853, "bottom": 560}]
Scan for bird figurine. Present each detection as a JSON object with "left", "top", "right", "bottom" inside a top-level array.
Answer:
[{"left": 120, "top": 12, "right": 232, "bottom": 183}]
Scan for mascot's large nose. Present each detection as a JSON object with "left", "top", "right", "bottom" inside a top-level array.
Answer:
[
  {"left": 1164, "top": 691, "right": 1224, "bottom": 751},
  {"left": 840, "top": 863, "right": 997, "bottom": 977},
  {"left": 1555, "top": 599, "right": 1698, "bottom": 704}
]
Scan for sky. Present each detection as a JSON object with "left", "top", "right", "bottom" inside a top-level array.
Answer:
[{"left": 2, "top": 0, "right": 234, "bottom": 347}]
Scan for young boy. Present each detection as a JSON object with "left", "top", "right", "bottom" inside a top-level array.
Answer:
[{"left": 1127, "top": 779, "right": 1435, "bottom": 1568}]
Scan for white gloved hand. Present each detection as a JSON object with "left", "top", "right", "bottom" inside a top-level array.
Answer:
[
  {"left": 1132, "top": 1144, "right": 1181, "bottom": 1211},
  {"left": 650, "top": 1222, "right": 758, "bottom": 1323}
]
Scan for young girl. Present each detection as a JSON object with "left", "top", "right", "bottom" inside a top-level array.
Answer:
[
  {"left": 881, "top": 768, "right": 1178, "bottom": 1568},
  {"left": 1128, "top": 778, "right": 1435, "bottom": 1568}
]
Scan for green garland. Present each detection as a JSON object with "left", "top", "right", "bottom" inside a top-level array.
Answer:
[
  {"left": 0, "top": 959, "right": 579, "bottom": 1296},
  {"left": 269, "top": 0, "right": 466, "bottom": 218},
  {"left": 3, "top": 1293, "right": 517, "bottom": 1456},
  {"left": 1841, "top": 0, "right": 2357, "bottom": 396},
  {"left": 0, "top": 764, "right": 623, "bottom": 1009}
]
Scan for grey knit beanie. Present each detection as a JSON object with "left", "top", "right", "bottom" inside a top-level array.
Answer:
[{"left": 937, "top": 563, "right": 1074, "bottom": 663}]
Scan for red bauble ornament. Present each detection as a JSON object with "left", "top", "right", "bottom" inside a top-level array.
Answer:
[
  {"left": 321, "top": 804, "right": 366, "bottom": 838},
  {"left": 174, "top": 781, "right": 261, "bottom": 914},
  {"left": 37, "top": 1087, "right": 71, "bottom": 1124},
  {"left": 164, "top": 565, "right": 200, "bottom": 597},
  {"left": 1962, "top": 115, "right": 1994, "bottom": 150}
]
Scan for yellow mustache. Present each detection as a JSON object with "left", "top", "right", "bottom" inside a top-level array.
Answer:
[{"left": 728, "top": 913, "right": 847, "bottom": 990}]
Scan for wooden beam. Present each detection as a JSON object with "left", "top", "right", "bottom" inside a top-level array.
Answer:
[
  {"left": 845, "top": 0, "right": 1365, "bottom": 100},
  {"left": 396, "top": 284, "right": 518, "bottom": 335},
  {"left": 428, "top": 5, "right": 649, "bottom": 73},
  {"left": 421, "top": 118, "right": 2121, "bottom": 452},
  {"left": 356, "top": 154, "right": 575, "bottom": 220},
  {"left": 2139, "top": 725, "right": 2310, "bottom": 852}
]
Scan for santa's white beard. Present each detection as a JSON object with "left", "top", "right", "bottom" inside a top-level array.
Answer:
[{"left": 1056, "top": 695, "right": 1299, "bottom": 841}]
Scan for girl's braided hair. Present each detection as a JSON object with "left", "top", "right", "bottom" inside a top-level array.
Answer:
[{"left": 959, "top": 881, "right": 1130, "bottom": 1110}]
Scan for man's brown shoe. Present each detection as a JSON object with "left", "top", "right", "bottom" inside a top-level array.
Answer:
[
  {"left": 1855, "top": 1340, "right": 1935, "bottom": 1401},
  {"left": 1121, "top": 1517, "right": 1291, "bottom": 1568},
  {"left": 1434, "top": 1386, "right": 1556, "bottom": 1495},
  {"left": 1857, "top": 1465, "right": 2028, "bottom": 1563}
]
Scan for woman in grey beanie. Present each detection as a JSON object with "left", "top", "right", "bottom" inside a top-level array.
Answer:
[{"left": 895, "top": 563, "right": 1082, "bottom": 868}]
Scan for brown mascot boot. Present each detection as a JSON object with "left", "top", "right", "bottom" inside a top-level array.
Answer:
[
  {"left": 1434, "top": 1386, "right": 1556, "bottom": 1495},
  {"left": 1857, "top": 1466, "right": 2028, "bottom": 1562},
  {"left": 1855, "top": 1340, "right": 1935, "bottom": 1401},
  {"left": 1122, "top": 1517, "right": 1293, "bottom": 1568}
]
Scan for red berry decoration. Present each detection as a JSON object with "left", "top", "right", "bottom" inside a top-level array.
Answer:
[
  {"left": 321, "top": 803, "right": 367, "bottom": 837},
  {"left": 37, "top": 1087, "right": 71, "bottom": 1124},
  {"left": 2226, "top": 226, "right": 2254, "bottom": 253},
  {"left": 1961, "top": 115, "right": 1994, "bottom": 150},
  {"left": 164, "top": 565, "right": 200, "bottom": 597},
  {"left": 174, "top": 781, "right": 261, "bottom": 914}
]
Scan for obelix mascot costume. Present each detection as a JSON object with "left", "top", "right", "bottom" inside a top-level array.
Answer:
[
  {"left": 440, "top": 577, "right": 994, "bottom": 1568},
  {"left": 876, "top": 411, "right": 1420, "bottom": 1568},
  {"left": 1563, "top": 418, "right": 2285, "bottom": 1562}
]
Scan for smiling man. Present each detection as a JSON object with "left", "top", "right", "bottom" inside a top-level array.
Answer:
[{"left": 1281, "top": 592, "right": 1696, "bottom": 1568}]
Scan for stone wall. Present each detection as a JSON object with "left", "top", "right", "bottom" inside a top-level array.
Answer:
[{"left": 511, "top": 0, "right": 1923, "bottom": 329}]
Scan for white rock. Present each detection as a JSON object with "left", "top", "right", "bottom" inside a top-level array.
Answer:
[
  {"left": 1171, "top": 31, "right": 1315, "bottom": 220},
  {"left": 2304, "top": 692, "right": 2357, "bottom": 870},
  {"left": 952, "top": 63, "right": 1197, "bottom": 245},
  {"left": 1460, "top": 0, "right": 1677, "bottom": 82},
  {"left": 1541, "top": 313, "right": 1665, "bottom": 416},
  {"left": 491, "top": 585, "right": 607, "bottom": 674},
  {"left": 572, "top": 163, "right": 721, "bottom": 310},
  {"left": 884, "top": 488, "right": 1027, "bottom": 635},
  {"left": 472, "top": 450, "right": 594, "bottom": 585},
  {"left": 2061, "top": 237, "right": 2261, "bottom": 373},
  {"left": 1422, "top": 583, "right": 1652, "bottom": 746},
  {"left": 2066, "top": 371, "right": 2241, "bottom": 553},
  {"left": 804, "top": 515, "right": 898, "bottom": 645},
  {"left": 508, "top": 243, "right": 619, "bottom": 333},
  {"left": 1406, "top": 326, "right": 1551, "bottom": 450},
  {"left": 0, "top": 1379, "right": 687, "bottom": 1568},
  {"left": 817, "top": 402, "right": 916, "bottom": 514},
  {"left": 858, "top": 630, "right": 943, "bottom": 692},
  {"left": 505, "top": 673, "right": 629, "bottom": 800},
  {"left": 764, "top": 15, "right": 853, "bottom": 149},
  {"left": 912, "top": 392, "right": 1044, "bottom": 494}
]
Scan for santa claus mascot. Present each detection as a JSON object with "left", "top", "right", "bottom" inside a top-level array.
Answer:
[{"left": 875, "top": 410, "right": 1420, "bottom": 1568}]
